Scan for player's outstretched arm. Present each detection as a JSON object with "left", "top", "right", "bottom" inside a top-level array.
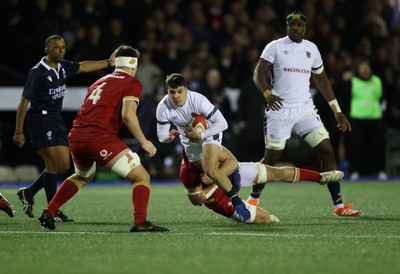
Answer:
[{"left": 122, "top": 100, "right": 156, "bottom": 157}]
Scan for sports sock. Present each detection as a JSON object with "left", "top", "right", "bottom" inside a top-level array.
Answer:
[
  {"left": 229, "top": 168, "right": 241, "bottom": 192},
  {"left": 249, "top": 183, "right": 265, "bottom": 199},
  {"left": 132, "top": 183, "right": 150, "bottom": 225},
  {"left": 224, "top": 188, "right": 243, "bottom": 207},
  {"left": 327, "top": 182, "right": 343, "bottom": 206},
  {"left": 294, "top": 168, "right": 321, "bottom": 182},
  {"left": 26, "top": 171, "right": 45, "bottom": 198},
  {"left": 43, "top": 172, "right": 58, "bottom": 203},
  {"left": 47, "top": 179, "right": 79, "bottom": 216}
]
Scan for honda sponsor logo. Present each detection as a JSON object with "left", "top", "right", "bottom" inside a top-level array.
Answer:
[{"left": 283, "top": 67, "right": 310, "bottom": 73}]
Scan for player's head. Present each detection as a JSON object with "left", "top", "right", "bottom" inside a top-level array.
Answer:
[
  {"left": 165, "top": 73, "right": 188, "bottom": 107},
  {"left": 286, "top": 11, "right": 307, "bottom": 42},
  {"left": 44, "top": 35, "right": 65, "bottom": 63},
  {"left": 114, "top": 45, "right": 140, "bottom": 76}
]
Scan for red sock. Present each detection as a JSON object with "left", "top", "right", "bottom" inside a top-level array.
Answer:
[
  {"left": 132, "top": 184, "right": 150, "bottom": 224},
  {"left": 297, "top": 168, "right": 322, "bottom": 182},
  {"left": 47, "top": 180, "right": 79, "bottom": 216}
]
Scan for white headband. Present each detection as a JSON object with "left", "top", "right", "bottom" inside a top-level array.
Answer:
[{"left": 115, "top": 56, "right": 138, "bottom": 69}]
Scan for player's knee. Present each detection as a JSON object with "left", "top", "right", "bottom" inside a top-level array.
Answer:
[
  {"left": 304, "top": 126, "right": 330, "bottom": 148},
  {"left": 128, "top": 169, "right": 151, "bottom": 185},
  {"left": 74, "top": 162, "right": 96, "bottom": 180}
]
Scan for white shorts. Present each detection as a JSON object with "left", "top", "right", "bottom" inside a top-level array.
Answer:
[
  {"left": 182, "top": 132, "right": 223, "bottom": 162},
  {"left": 264, "top": 100, "right": 323, "bottom": 142}
]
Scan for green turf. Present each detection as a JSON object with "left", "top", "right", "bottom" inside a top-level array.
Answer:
[{"left": 1, "top": 181, "right": 400, "bottom": 274}]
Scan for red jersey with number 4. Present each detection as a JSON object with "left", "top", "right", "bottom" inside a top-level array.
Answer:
[{"left": 70, "top": 70, "right": 142, "bottom": 141}]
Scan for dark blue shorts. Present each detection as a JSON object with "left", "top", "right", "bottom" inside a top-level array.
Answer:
[{"left": 26, "top": 112, "right": 69, "bottom": 149}]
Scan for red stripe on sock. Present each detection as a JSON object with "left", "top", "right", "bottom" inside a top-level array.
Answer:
[
  {"left": 132, "top": 185, "right": 150, "bottom": 224},
  {"left": 46, "top": 180, "right": 79, "bottom": 216},
  {"left": 298, "top": 168, "right": 322, "bottom": 182}
]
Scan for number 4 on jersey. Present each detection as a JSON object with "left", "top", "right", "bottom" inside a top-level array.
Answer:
[{"left": 88, "top": 82, "right": 107, "bottom": 104}]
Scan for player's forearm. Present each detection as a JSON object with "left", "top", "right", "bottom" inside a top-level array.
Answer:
[
  {"left": 157, "top": 123, "right": 173, "bottom": 143},
  {"left": 14, "top": 97, "right": 29, "bottom": 133},
  {"left": 218, "top": 156, "right": 239, "bottom": 178},
  {"left": 253, "top": 62, "right": 272, "bottom": 93},
  {"left": 201, "top": 111, "right": 227, "bottom": 139},
  {"left": 78, "top": 60, "right": 110, "bottom": 73},
  {"left": 124, "top": 116, "right": 147, "bottom": 145}
]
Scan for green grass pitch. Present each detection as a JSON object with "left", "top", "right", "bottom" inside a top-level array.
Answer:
[{"left": 1, "top": 181, "right": 400, "bottom": 274}]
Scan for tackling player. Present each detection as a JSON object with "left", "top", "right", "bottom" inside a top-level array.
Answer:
[{"left": 180, "top": 149, "right": 344, "bottom": 224}]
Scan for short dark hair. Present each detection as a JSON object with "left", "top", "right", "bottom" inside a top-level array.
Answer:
[
  {"left": 165, "top": 73, "right": 187, "bottom": 88},
  {"left": 114, "top": 45, "right": 140, "bottom": 58},
  {"left": 45, "top": 35, "right": 64, "bottom": 47}
]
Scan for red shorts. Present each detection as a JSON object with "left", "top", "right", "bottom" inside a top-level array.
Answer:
[
  {"left": 179, "top": 151, "right": 234, "bottom": 218},
  {"left": 179, "top": 150, "right": 202, "bottom": 188},
  {"left": 204, "top": 188, "right": 235, "bottom": 218},
  {"left": 69, "top": 134, "right": 128, "bottom": 168}
]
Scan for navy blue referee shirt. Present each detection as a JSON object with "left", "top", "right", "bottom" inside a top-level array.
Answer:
[{"left": 22, "top": 57, "right": 80, "bottom": 114}]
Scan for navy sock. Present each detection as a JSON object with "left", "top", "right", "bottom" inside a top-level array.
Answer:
[
  {"left": 225, "top": 188, "right": 242, "bottom": 207},
  {"left": 327, "top": 182, "right": 343, "bottom": 205},
  {"left": 26, "top": 171, "right": 45, "bottom": 198},
  {"left": 230, "top": 168, "right": 241, "bottom": 193},
  {"left": 43, "top": 172, "right": 58, "bottom": 203},
  {"left": 250, "top": 183, "right": 266, "bottom": 199}
]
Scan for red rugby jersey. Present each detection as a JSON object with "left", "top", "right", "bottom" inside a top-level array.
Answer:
[{"left": 70, "top": 70, "right": 142, "bottom": 140}]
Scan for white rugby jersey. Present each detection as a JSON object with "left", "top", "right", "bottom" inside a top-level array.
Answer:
[
  {"left": 156, "top": 90, "right": 228, "bottom": 143},
  {"left": 260, "top": 36, "right": 324, "bottom": 107}
]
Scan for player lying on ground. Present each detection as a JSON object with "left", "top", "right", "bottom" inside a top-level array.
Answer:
[{"left": 180, "top": 149, "right": 344, "bottom": 224}]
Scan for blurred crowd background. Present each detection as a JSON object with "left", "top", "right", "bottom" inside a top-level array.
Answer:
[{"left": 1, "top": 0, "right": 400, "bottom": 180}]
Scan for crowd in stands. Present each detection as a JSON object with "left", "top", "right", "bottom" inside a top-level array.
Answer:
[{"left": 1, "top": 0, "right": 400, "bottom": 179}]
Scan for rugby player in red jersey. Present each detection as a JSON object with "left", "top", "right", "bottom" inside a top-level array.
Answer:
[{"left": 38, "top": 45, "right": 168, "bottom": 232}]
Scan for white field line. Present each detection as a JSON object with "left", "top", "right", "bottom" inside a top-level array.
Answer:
[{"left": 1, "top": 230, "right": 400, "bottom": 239}]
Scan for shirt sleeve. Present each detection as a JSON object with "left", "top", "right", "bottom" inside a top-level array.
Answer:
[
  {"left": 22, "top": 69, "right": 39, "bottom": 99},
  {"left": 200, "top": 107, "right": 228, "bottom": 139},
  {"left": 123, "top": 80, "right": 142, "bottom": 104},
  {"left": 156, "top": 100, "right": 173, "bottom": 143},
  {"left": 61, "top": 60, "right": 80, "bottom": 77},
  {"left": 311, "top": 44, "right": 324, "bottom": 74},
  {"left": 260, "top": 41, "right": 277, "bottom": 64}
]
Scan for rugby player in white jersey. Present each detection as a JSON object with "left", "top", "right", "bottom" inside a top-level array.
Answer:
[
  {"left": 248, "top": 11, "right": 361, "bottom": 217},
  {"left": 156, "top": 73, "right": 251, "bottom": 222}
]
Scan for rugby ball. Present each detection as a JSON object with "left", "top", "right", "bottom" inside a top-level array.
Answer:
[{"left": 190, "top": 115, "right": 208, "bottom": 133}]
